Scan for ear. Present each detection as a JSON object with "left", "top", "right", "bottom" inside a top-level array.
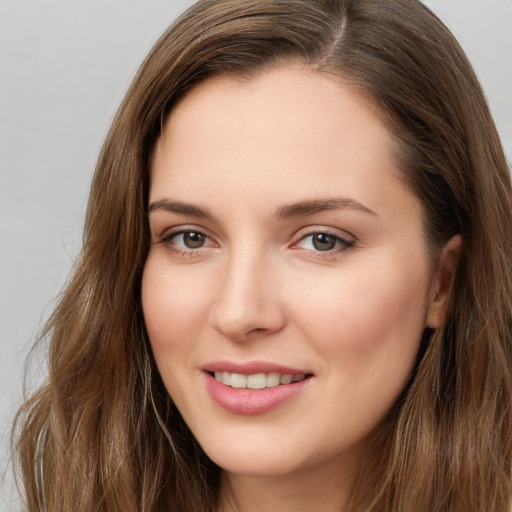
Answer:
[{"left": 426, "top": 234, "right": 462, "bottom": 328}]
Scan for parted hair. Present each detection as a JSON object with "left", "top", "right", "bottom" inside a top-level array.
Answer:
[{"left": 13, "top": 0, "right": 512, "bottom": 511}]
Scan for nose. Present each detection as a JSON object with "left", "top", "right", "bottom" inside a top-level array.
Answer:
[{"left": 208, "top": 250, "right": 286, "bottom": 342}]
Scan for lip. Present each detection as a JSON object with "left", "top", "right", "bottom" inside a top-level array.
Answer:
[
  {"left": 201, "top": 360, "right": 312, "bottom": 375},
  {"left": 201, "top": 360, "right": 314, "bottom": 415}
]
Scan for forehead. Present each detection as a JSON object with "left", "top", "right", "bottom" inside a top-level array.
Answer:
[
  {"left": 153, "top": 67, "right": 394, "bottom": 173},
  {"left": 163, "top": 66, "right": 384, "bottom": 137},
  {"left": 149, "top": 65, "right": 419, "bottom": 227}
]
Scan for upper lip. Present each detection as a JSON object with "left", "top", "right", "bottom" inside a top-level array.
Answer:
[{"left": 201, "top": 360, "right": 313, "bottom": 375}]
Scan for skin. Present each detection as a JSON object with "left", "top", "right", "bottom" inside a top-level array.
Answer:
[{"left": 142, "top": 65, "right": 460, "bottom": 512}]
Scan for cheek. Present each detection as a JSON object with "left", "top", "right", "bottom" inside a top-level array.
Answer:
[
  {"left": 141, "top": 257, "right": 211, "bottom": 376},
  {"left": 291, "top": 255, "right": 430, "bottom": 382}
]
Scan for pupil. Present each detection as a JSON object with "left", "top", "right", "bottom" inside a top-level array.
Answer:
[
  {"left": 184, "top": 232, "right": 205, "bottom": 248},
  {"left": 313, "top": 233, "right": 336, "bottom": 251}
]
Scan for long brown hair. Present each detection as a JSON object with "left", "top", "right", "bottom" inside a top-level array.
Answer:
[{"left": 13, "top": 0, "right": 512, "bottom": 510}]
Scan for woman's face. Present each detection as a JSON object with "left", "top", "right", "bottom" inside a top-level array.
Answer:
[{"left": 142, "top": 66, "right": 447, "bottom": 480}]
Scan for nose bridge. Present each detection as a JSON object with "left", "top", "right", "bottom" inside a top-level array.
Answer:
[{"left": 209, "top": 243, "right": 284, "bottom": 340}]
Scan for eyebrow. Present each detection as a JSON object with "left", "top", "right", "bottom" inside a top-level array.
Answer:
[
  {"left": 274, "top": 198, "right": 377, "bottom": 219},
  {"left": 147, "top": 197, "right": 377, "bottom": 220},
  {"left": 148, "top": 199, "right": 213, "bottom": 218}
]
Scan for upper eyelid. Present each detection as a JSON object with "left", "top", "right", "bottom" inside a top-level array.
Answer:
[
  {"left": 292, "top": 225, "right": 356, "bottom": 243},
  {"left": 158, "top": 224, "right": 215, "bottom": 240}
]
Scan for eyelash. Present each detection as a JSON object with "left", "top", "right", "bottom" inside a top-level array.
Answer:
[
  {"left": 157, "top": 227, "right": 355, "bottom": 258},
  {"left": 291, "top": 229, "right": 355, "bottom": 259},
  {"left": 158, "top": 227, "right": 216, "bottom": 257}
]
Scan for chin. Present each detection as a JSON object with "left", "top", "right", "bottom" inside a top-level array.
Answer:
[
  {"left": 193, "top": 428, "right": 308, "bottom": 477},
  {"left": 207, "top": 448, "right": 304, "bottom": 477}
]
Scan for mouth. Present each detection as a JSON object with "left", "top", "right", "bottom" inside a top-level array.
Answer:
[
  {"left": 202, "top": 364, "right": 314, "bottom": 414},
  {"left": 208, "top": 371, "right": 312, "bottom": 389}
]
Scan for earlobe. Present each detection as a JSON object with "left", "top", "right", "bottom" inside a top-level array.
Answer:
[{"left": 426, "top": 234, "right": 462, "bottom": 328}]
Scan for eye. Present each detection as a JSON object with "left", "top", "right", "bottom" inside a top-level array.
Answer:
[
  {"left": 294, "top": 230, "right": 354, "bottom": 253},
  {"left": 158, "top": 228, "right": 217, "bottom": 255},
  {"left": 174, "top": 231, "right": 207, "bottom": 249}
]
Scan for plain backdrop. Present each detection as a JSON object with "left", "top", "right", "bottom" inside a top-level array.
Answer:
[{"left": 1, "top": 0, "right": 511, "bottom": 508}]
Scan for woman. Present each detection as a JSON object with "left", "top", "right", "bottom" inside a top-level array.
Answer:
[{"left": 13, "top": 0, "right": 512, "bottom": 511}]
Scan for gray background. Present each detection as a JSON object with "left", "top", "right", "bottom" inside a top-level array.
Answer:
[{"left": 1, "top": 0, "right": 511, "bottom": 508}]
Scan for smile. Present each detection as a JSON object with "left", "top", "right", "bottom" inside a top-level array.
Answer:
[
  {"left": 203, "top": 365, "right": 313, "bottom": 414},
  {"left": 213, "top": 371, "right": 307, "bottom": 389}
]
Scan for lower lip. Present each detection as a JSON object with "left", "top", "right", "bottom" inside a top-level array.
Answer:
[{"left": 203, "top": 372, "right": 312, "bottom": 415}]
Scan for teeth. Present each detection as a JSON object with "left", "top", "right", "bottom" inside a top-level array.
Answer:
[
  {"left": 247, "top": 373, "right": 266, "bottom": 389},
  {"left": 266, "top": 372, "right": 280, "bottom": 387},
  {"left": 230, "top": 373, "right": 247, "bottom": 389},
  {"left": 280, "top": 374, "right": 293, "bottom": 385},
  {"left": 213, "top": 371, "right": 307, "bottom": 389}
]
